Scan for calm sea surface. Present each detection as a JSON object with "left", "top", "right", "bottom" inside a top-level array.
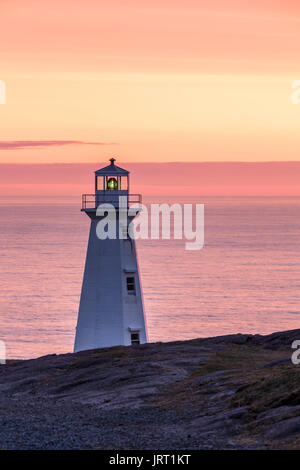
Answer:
[{"left": 0, "top": 196, "right": 300, "bottom": 359}]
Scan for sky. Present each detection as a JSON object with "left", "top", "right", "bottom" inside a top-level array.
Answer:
[
  {"left": 2, "top": 162, "right": 300, "bottom": 196},
  {"left": 0, "top": 1, "right": 300, "bottom": 192}
]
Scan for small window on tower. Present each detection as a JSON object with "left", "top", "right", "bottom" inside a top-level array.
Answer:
[
  {"left": 131, "top": 332, "right": 140, "bottom": 345},
  {"left": 126, "top": 276, "right": 136, "bottom": 295}
]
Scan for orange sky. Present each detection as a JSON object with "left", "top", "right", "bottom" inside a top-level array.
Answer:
[{"left": 0, "top": 0, "right": 300, "bottom": 165}]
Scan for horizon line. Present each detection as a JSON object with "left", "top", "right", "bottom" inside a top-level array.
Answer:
[{"left": 1, "top": 161, "right": 300, "bottom": 165}]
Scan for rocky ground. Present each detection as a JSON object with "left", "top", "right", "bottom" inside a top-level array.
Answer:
[{"left": 0, "top": 329, "right": 300, "bottom": 449}]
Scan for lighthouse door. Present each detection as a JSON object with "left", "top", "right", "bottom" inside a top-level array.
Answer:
[{"left": 130, "top": 331, "right": 140, "bottom": 345}]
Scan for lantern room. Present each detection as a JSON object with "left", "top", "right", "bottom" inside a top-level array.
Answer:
[
  {"left": 95, "top": 158, "right": 129, "bottom": 193},
  {"left": 82, "top": 157, "right": 141, "bottom": 210}
]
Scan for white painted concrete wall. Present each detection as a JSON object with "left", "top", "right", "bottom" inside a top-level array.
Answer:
[{"left": 74, "top": 212, "right": 148, "bottom": 352}]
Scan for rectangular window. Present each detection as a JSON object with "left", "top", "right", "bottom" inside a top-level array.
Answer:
[
  {"left": 126, "top": 276, "right": 136, "bottom": 295},
  {"left": 131, "top": 332, "right": 140, "bottom": 345},
  {"left": 120, "top": 176, "right": 128, "bottom": 190},
  {"left": 96, "top": 176, "right": 103, "bottom": 191}
]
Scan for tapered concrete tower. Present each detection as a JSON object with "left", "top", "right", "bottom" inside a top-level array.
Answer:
[{"left": 74, "top": 158, "right": 147, "bottom": 352}]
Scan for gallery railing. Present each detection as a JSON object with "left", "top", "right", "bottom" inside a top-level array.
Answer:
[{"left": 82, "top": 193, "right": 142, "bottom": 210}]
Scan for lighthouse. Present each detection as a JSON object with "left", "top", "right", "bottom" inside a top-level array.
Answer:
[{"left": 74, "top": 158, "right": 148, "bottom": 352}]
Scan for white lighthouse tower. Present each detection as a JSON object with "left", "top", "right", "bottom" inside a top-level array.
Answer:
[{"left": 74, "top": 158, "right": 148, "bottom": 352}]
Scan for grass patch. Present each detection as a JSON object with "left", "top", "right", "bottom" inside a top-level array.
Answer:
[
  {"left": 154, "top": 344, "right": 291, "bottom": 409},
  {"left": 231, "top": 364, "right": 300, "bottom": 416}
]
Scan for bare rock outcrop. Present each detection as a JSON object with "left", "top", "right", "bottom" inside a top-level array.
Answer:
[{"left": 0, "top": 329, "right": 299, "bottom": 449}]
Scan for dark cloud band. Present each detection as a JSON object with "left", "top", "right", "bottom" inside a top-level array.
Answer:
[{"left": 0, "top": 140, "right": 116, "bottom": 150}]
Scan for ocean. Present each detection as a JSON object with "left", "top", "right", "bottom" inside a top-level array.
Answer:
[{"left": 1, "top": 196, "right": 300, "bottom": 359}]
